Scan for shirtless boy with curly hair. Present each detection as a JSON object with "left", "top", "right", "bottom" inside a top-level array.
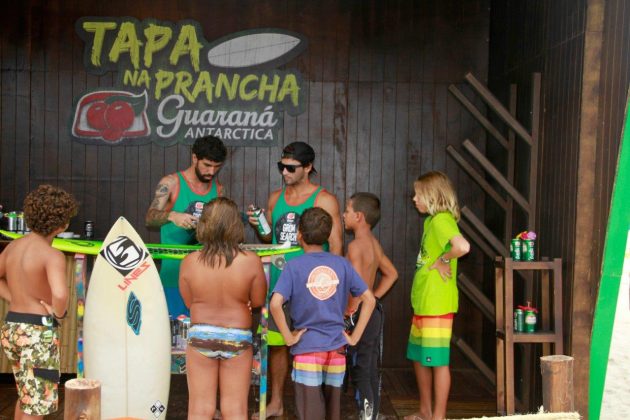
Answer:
[{"left": 0, "top": 184, "right": 78, "bottom": 419}]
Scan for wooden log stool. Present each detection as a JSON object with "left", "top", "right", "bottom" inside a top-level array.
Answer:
[
  {"left": 541, "top": 355, "right": 574, "bottom": 412},
  {"left": 64, "top": 378, "right": 101, "bottom": 420}
]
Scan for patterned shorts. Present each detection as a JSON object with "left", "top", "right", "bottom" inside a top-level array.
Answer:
[
  {"left": 292, "top": 347, "right": 347, "bottom": 388},
  {"left": 187, "top": 324, "right": 252, "bottom": 360},
  {"left": 1, "top": 313, "right": 61, "bottom": 416},
  {"left": 406, "top": 313, "right": 454, "bottom": 367}
]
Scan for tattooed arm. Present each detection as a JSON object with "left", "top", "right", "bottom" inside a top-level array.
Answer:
[
  {"left": 146, "top": 175, "right": 176, "bottom": 228},
  {"left": 146, "top": 173, "right": 191, "bottom": 229}
]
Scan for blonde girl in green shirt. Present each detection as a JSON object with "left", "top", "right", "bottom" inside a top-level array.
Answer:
[{"left": 404, "top": 171, "right": 470, "bottom": 420}]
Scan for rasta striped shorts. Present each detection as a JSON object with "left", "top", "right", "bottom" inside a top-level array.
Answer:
[{"left": 406, "top": 313, "right": 454, "bottom": 367}]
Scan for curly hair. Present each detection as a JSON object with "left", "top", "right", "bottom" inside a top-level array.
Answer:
[
  {"left": 192, "top": 135, "right": 227, "bottom": 163},
  {"left": 23, "top": 185, "right": 79, "bottom": 236}
]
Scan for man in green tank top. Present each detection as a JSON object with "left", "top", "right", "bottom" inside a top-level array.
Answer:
[
  {"left": 146, "top": 136, "right": 227, "bottom": 316},
  {"left": 248, "top": 141, "right": 342, "bottom": 418}
]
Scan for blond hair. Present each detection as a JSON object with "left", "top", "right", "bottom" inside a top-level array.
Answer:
[
  {"left": 195, "top": 197, "right": 244, "bottom": 267},
  {"left": 414, "top": 171, "right": 461, "bottom": 221}
]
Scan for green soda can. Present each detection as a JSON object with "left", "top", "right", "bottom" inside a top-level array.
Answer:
[
  {"left": 521, "top": 239, "right": 535, "bottom": 261},
  {"left": 524, "top": 309, "right": 537, "bottom": 332},
  {"left": 510, "top": 239, "right": 522, "bottom": 261},
  {"left": 249, "top": 205, "right": 271, "bottom": 236},
  {"left": 514, "top": 309, "right": 524, "bottom": 332}
]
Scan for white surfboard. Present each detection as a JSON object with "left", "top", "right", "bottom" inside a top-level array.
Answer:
[{"left": 84, "top": 217, "right": 171, "bottom": 419}]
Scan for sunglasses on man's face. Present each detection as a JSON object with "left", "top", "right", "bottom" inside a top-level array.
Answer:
[{"left": 277, "top": 162, "right": 303, "bottom": 173}]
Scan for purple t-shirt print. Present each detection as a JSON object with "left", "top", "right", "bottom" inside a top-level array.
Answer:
[
  {"left": 273, "top": 252, "right": 367, "bottom": 354},
  {"left": 306, "top": 265, "right": 340, "bottom": 301}
]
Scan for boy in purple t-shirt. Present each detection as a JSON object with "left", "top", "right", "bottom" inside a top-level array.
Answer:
[{"left": 270, "top": 207, "right": 375, "bottom": 420}]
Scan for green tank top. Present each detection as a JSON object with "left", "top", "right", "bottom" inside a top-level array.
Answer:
[
  {"left": 160, "top": 172, "right": 218, "bottom": 287},
  {"left": 270, "top": 185, "right": 326, "bottom": 291}
]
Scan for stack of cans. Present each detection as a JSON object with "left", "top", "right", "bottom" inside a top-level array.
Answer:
[
  {"left": 514, "top": 303, "right": 538, "bottom": 332},
  {"left": 510, "top": 231, "right": 537, "bottom": 261}
]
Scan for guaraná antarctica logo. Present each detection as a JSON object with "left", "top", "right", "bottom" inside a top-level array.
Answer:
[{"left": 71, "top": 17, "right": 308, "bottom": 146}]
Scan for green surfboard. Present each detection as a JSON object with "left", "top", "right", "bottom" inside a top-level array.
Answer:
[
  {"left": 0, "top": 229, "right": 301, "bottom": 259},
  {"left": 589, "top": 94, "right": 630, "bottom": 419}
]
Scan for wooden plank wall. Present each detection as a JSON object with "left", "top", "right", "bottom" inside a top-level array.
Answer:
[
  {"left": 0, "top": 0, "right": 489, "bottom": 368},
  {"left": 488, "top": 0, "right": 630, "bottom": 415},
  {"left": 488, "top": 0, "right": 585, "bottom": 348},
  {"left": 593, "top": 0, "right": 630, "bottom": 295}
]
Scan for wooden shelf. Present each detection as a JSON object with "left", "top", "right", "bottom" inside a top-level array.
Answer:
[
  {"left": 495, "top": 259, "right": 558, "bottom": 270},
  {"left": 496, "top": 330, "right": 559, "bottom": 343},
  {"left": 495, "top": 256, "right": 564, "bottom": 415}
]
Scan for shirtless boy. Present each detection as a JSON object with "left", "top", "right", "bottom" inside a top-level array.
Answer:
[
  {"left": 343, "top": 192, "right": 399, "bottom": 420},
  {"left": 179, "top": 197, "right": 267, "bottom": 419},
  {"left": 0, "top": 184, "right": 78, "bottom": 419}
]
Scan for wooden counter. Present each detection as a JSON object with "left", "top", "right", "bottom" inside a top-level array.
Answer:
[{"left": 0, "top": 253, "right": 81, "bottom": 373}]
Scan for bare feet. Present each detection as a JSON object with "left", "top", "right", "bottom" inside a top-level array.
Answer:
[
  {"left": 403, "top": 413, "right": 424, "bottom": 420},
  {"left": 251, "top": 406, "right": 284, "bottom": 419}
]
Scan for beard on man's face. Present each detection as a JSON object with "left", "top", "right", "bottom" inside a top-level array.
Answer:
[{"left": 195, "top": 166, "right": 212, "bottom": 183}]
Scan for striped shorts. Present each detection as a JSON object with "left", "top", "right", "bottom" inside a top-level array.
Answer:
[
  {"left": 292, "top": 348, "right": 346, "bottom": 387},
  {"left": 406, "top": 313, "right": 454, "bottom": 367}
]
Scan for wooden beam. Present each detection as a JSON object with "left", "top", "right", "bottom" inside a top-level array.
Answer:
[
  {"left": 505, "top": 84, "right": 517, "bottom": 247},
  {"left": 464, "top": 72, "right": 532, "bottom": 146},
  {"left": 462, "top": 139, "right": 531, "bottom": 213},
  {"left": 528, "top": 72, "right": 542, "bottom": 231},
  {"left": 459, "top": 218, "right": 500, "bottom": 260},
  {"left": 452, "top": 334, "right": 496, "bottom": 386},
  {"left": 458, "top": 272, "right": 495, "bottom": 322},
  {"left": 524, "top": 73, "right": 543, "bottom": 409},
  {"left": 447, "top": 145, "right": 508, "bottom": 209},
  {"left": 461, "top": 206, "right": 508, "bottom": 257},
  {"left": 448, "top": 84, "right": 509, "bottom": 149},
  {"left": 573, "top": 1, "right": 606, "bottom": 417}
]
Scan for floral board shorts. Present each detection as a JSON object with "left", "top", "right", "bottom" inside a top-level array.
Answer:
[{"left": 1, "top": 312, "right": 61, "bottom": 416}]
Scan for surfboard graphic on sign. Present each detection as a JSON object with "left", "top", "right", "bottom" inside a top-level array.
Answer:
[
  {"left": 83, "top": 217, "right": 171, "bottom": 419},
  {"left": 206, "top": 28, "right": 307, "bottom": 69}
]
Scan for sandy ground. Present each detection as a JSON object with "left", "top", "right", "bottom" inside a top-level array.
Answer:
[{"left": 599, "top": 231, "right": 630, "bottom": 419}]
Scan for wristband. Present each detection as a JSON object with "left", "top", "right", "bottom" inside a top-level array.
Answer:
[
  {"left": 53, "top": 310, "right": 68, "bottom": 320},
  {"left": 439, "top": 256, "right": 451, "bottom": 264}
]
